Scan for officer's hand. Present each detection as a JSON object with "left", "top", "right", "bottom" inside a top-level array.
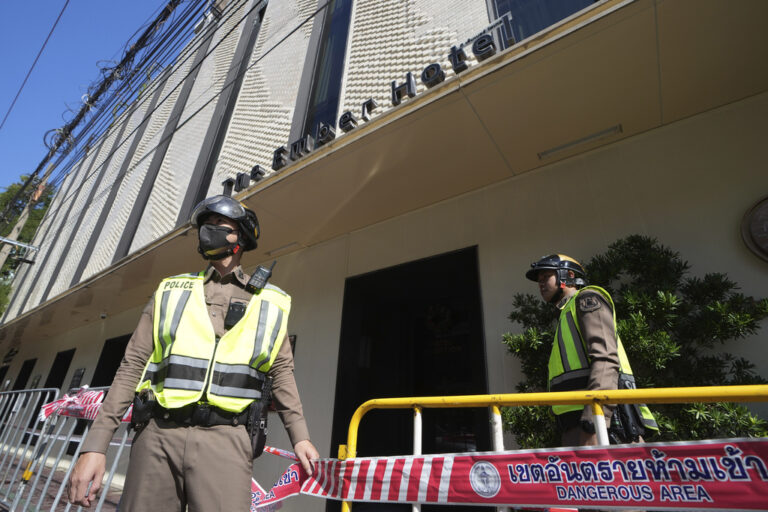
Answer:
[
  {"left": 68, "top": 452, "right": 106, "bottom": 507},
  {"left": 294, "top": 439, "right": 319, "bottom": 476}
]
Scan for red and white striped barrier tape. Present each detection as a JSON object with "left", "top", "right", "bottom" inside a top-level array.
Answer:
[
  {"left": 42, "top": 392, "right": 768, "bottom": 509},
  {"left": 38, "top": 387, "right": 105, "bottom": 422},
  {"left": 249, "top": 438, "right": 768, "bottom": 510},
  {"left": 263, "top": 445, "right": 299, "bottom": 461}
]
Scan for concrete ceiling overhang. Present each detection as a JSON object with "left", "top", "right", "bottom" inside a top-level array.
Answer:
[{"left": 1, "top": 0, "right": 766, "bottom": 348}]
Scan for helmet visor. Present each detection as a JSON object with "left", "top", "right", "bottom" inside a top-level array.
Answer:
[{"left": 190, "top": 195, "right": 247, "bottom": 226}]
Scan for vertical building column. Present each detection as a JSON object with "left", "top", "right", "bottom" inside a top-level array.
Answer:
[
  {"left": 176, "top": 0, "right": 268, "bottom": 225},
  {"left": 69, "top": 67, "right": 173, "bottom": 287},
  {"left": 38, "top": 105, "right": 135, "bottom": 303},
  {"left": 112, "top": 24, "right": 218, "bottom": 264},
  {"left": 1, "top": 157, "right": 87, "bottom": 321},
  {"left": 16, "top": 138, "right": 108, "bottom": 313}
]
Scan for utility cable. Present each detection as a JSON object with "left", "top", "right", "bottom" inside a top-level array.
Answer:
[
  {"left": 2, "top": 0, "right": 208, "bottom": 313},
  {"left": 0, "top": 0, "right": 203, "bottom": 235},
  {"left": 32, "top": 0, "right": 257, "bottom": 224},
  {"left": 45, "top": 0, "right": 201, "bottom": 168},
  {"left": 0, "top": 0, "right": 184, "bottom": 228},
  {"left": 0, "top": 0, "right": 70, "bottom": 134},
  {"left": 42, "top": 0, "right": 208, "bottom": 192},
  {"left": 9, "top": 0, "right": 336, "bottom": 319},
  {"left": 36, "top": 0, "right": 329, "bottom": 238},
  {"left": 2, "top": 0, "right": 195, "bottom": 234},
  {"left": 42, "top": 0, "right": 204, "bottom": 189},
  {"left": 31, "top": 0, "right": 331, "bottom": 242}
]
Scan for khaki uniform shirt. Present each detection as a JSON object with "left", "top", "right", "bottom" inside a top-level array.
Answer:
[
  {"left": 82, "top": 265, "right": 310, "bottom": 453},
  {"left": 556, "top": 289, "right": 621, "bottom": 427}
]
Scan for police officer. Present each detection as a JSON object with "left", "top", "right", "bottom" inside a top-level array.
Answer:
[
  {"left": 68, "top": 195, "right": 319, "bottom": 511},
  {"left": 526, "top": 254, "right": 657, "bottom": 447}
]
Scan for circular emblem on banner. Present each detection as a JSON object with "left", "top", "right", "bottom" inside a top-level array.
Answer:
[{"left": 469, "top": 461, "right": 501, "bottom": 498}]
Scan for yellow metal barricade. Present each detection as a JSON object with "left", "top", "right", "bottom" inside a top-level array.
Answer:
[{"left": 340, "top": 384, "right": 768, "bottom": 512}]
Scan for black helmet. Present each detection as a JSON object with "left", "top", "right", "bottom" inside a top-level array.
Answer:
[
  {"left": 190, "top": 195, "right": 260, "bottom": 252},
  {"left": 526, "top": 254, "right": 587, "bottom": 288}
]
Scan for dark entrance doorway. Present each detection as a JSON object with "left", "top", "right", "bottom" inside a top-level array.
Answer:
[
  {"left": 0, "top": 366, "right": 9, "bottom": 388},
  {"left": 44, "top": 349, "right": 76, "bottom": 389},
  {"left": 12, "top": 358, "right": 36, "bottom": 390},
  {"left": 91, "top": 334, "right": 131, "bottom": 387},
  {"left": 328, "top": 247, "right": 489, "bottom": 512},
  {"left": 67, "top": 334, "right": 132, "bottom": 455}
]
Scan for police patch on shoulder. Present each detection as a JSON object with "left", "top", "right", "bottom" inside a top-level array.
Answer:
[{"left": 578, "top": 294, "right": 601, "bottom": 312}]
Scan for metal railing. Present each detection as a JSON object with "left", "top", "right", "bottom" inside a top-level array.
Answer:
[
  {"left": 339, "top": 384, "right": 768, "bottom": 512},
  {"left": 0, "top": 387, "right": 133, "bottom": 512}
]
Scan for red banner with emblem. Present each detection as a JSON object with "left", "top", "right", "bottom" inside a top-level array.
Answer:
[
  {"left": 301, "top": 439, "right": 768, "bottom": 510},
  {"left": 251, "top": 463, "right": 308, "bottom": 511}
]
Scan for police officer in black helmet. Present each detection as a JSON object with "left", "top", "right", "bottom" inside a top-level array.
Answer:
[
  {"left": 525, "top": 254, "right": 657, "bottom": 448},
  {"left": 525, "top": 254, "right": 587, "bottom": 305},
  {"left": 69, "top": 195, "right": 319, "bottom": 511},
  {"left": 192, "top": 195, "right": 260, "bottom": 259}
]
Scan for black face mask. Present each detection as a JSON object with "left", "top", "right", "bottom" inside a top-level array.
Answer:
[{"left": 198, "top": 225, "right": 237, "bottom": 260}]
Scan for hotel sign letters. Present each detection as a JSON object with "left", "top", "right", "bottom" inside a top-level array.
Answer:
[{"left": 223, "top": 15, "right": 514, "bottom": 195}]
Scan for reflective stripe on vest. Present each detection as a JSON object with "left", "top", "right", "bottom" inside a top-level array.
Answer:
[
  {"left": 137, "top": 272, "right": 290, "bottom": 412},
  {"left": 547, "top": 286, "right": 657, "bottom": 431}
]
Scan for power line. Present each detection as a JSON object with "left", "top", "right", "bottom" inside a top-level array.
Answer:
[
  {"left": 9, "top": 0, "right": 336, "bottom": 318},
  {"left": 33, "top": 0, "right": 257, "bottom": 221},
  {"left": 43, "top": 0, "right": 204, "bottom": 190},
  {"left": 42, "top": 0, "right": 206, "bottom": 192},
  {"left": 1, "top": 0, "right": 210, "bottom": 315},
  {"left": 29, "top": 0, "right": 330, "bottom": 252},
  {"left": 0, "top": 0, "right": 187, "bottom": 230},
  {"left": 0, "top": 0, "right": 70, "bottom": 134}
]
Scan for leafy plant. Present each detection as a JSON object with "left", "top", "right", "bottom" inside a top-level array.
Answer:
[
  {"left": 502, "top": 235, "right": 768, "bottom": 446},
  {"left": 0, "top": 175, "right": 55, "bottom": 313}
]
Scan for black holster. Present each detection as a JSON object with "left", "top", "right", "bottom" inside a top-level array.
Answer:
[
  {"left": 608, "top": 373, "right": 647, "bottom": 443},
  {"left": 247, "top": 376, "right": 272, "bottom": 459},
  {"left": 131, "top": 389, "right": 157, "bottom": 431}
]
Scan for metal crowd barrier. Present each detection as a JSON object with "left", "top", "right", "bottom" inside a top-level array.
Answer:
[
  {"left": 0, "top": 386, "right": 133, "bottom": 512},
  {"left": 339, "top": 384, "right": 768, "bottom": 512}
]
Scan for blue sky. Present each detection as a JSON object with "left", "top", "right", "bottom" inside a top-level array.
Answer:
[{"left": 0, "top": 1, "right": 168, "bottom": 192}]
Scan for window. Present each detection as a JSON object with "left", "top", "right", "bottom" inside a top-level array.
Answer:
[
  {"left": 491, "top": 0, "right": 595, "bottom": 47},
  {"left": 301, "top": 0, "right": 354, "bottom": 139}
]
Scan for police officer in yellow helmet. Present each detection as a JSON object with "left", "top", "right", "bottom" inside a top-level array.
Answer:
[
  {"left": 69, "top": 195, "right": 319, "bottom": 511},
  {"left": 526, "top": 254, "right": 657, "bottom": 447}
]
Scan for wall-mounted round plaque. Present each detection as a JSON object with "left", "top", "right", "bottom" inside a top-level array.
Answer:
[{"left": 742, "top": 196, "right": 768, "bottom": 262}]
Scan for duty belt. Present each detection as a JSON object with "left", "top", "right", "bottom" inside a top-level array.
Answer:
[{"left": 156, "top": 402, "right": 250, "bottom": 427}]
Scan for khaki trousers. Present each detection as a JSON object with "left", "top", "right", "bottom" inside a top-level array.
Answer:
[{"left": 120, "top": 418, "right": 252, "bottom": 512}]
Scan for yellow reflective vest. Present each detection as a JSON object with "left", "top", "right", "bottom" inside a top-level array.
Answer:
[
  {"left": 547, "top": 286, "right": 657, "bottom": 431},
  {"left": 136, "top": 271, "right": 290, "bottom": 413}
]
